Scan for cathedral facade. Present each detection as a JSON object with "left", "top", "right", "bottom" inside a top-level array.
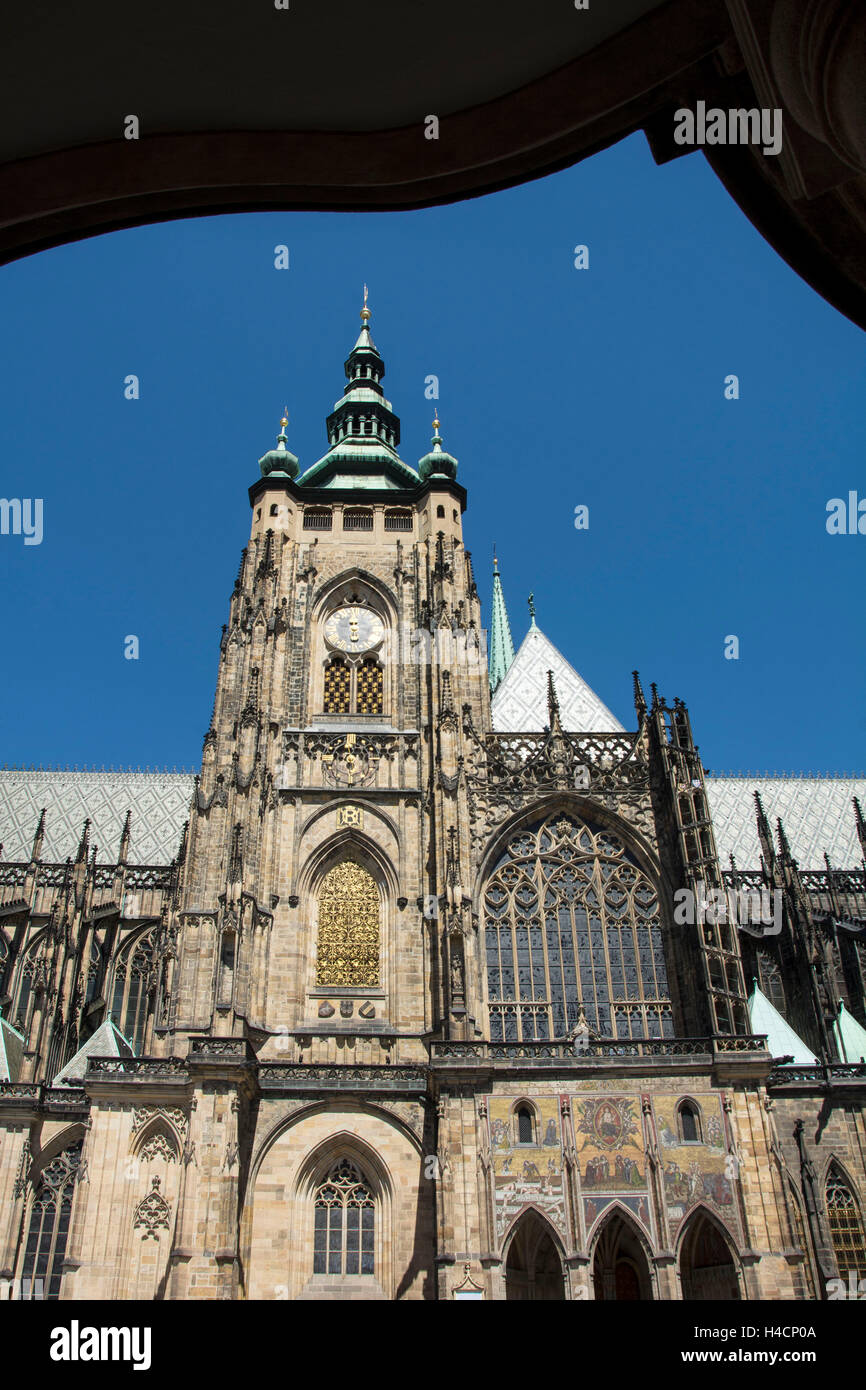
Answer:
[{"left": 1, "top": 303, "right": 865, "bottom": 1301}]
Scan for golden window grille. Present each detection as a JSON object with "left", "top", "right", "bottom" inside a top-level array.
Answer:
[
  {"left": 316, "top": 861, "right": 380, "bottom": 986},
  {"left": 323, "top": 659, "right": 351, "bottom": 714},
  {"left": 826, "top": 1173, "right": 866, "bottom": 1280},
  {"left": 356, "top": 659, "right": 383, "bottom": 715}
]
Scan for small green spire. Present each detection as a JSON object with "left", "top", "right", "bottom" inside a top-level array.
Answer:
[
  {"left": 489, "top": 549, "right": 516, "bottom": 693},
  {"left": 528, "top": 592, "right": 537, "bottom": 627},
  {"left": 259, "top": 407, "right": 299, "bottom": 479},
  {"left": 418, "top": 410, "right": 458, "bottom": 481}
]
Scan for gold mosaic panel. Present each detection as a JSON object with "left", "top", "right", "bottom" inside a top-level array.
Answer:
[{"left": 315, "top": 861, "right": 380, "bottom": 987}]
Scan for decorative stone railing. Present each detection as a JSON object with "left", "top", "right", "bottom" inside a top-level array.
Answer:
[
  {"left": 431, "top": 1035, "right": 769, "bottom": 1063},
  {"left": 723, "top": 868, "right": 866, "bottom": 895},
  {"left": 482, "top": 731, "right": 647, "bottom": 794},
  {"left": 188, "top": 1038, "right": 252, "bottom": 1061},
  {"left": 0, "top": 1082, "right": 88, "bottom": 1108},
  {"left": 0, "top": 863, "right": 28, "bottom": 889},
  {"left": 768, "top": 1062, "right": 866, "bottom": 1087},
  {"left": 86, "top": 1057, "right": 188, "bottom": 1078}
]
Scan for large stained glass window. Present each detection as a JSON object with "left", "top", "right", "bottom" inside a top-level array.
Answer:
[
  {"left": 313, "top": 1159, "right": 375, "bottom": 1276},
  {"left": 21, "top": 1141, "right": 82, "bottom": 1300},
  {"left": 483, "top": 811, "right": 672, "bottom": 1042}
]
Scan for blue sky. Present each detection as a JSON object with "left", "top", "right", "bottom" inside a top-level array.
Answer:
[{"left": 0, "top": 132, "right": 863, "bottom": 775}]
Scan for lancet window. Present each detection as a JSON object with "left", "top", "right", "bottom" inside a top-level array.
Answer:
[
  {"left": 21, "top": 1141, "right": 82, "bottom": 1300},
  {"left": 110, "top": 931, "right": 157, "bottom": 1054},
  {"left": 313, "top": 1159, "right": 375, "bottom": 1276}
]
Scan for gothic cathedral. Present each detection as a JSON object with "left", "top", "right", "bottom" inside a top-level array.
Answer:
[{"left": 1, "top": 301, "right": 866, "bottom": 1301}]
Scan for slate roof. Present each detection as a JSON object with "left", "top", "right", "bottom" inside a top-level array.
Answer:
[{"left": 0, "top": 770, "right": 193, "bottom": 865}]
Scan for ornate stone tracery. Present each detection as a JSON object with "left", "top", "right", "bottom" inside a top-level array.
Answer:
[
  {"left": 133, "top": 1176, "right": 171, "bottom": 1240},
  {"left": 483, "top": 810, "right": 671, "bottom": 1043}
]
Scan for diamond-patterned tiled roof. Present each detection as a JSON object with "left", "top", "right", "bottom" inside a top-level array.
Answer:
[
  {"left": 491, "top": 623, "right": 624, "bottom": 734},
  {"left": 0, "top": 770, "right": 194, "bottom": 865},
  {"left": 705, "top": 776, "right": 866, "bottom": 870},
  {"left": 1, "top": 770, "right": 862, "bottom": 873}
]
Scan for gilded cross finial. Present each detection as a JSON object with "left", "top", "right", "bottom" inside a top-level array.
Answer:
[
  {"left": 432, "top": 411, "right": 440, "bottom": 432},
  {"left": 280, "top": 407, "right": 289, "bottom": 430},
  {"left": 360, "top": 284, "right": 371, "bottom": 322}
]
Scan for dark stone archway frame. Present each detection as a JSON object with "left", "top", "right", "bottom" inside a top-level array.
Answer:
[{"left": 1, "top": 0, "right": 864, "bottom": 328}]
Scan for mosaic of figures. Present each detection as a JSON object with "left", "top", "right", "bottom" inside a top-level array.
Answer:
[
  {"left": 487, "top": 1095, "right": 566, "bottom": 1241},
  {"left": 485, "top": 1090, "right": 741, "bottom": 1254},
  {"left": 651, "top": 1094, "right": 735, "bottom": 1231},
  {"left": 573, "top": 1095, "right": 654, "bottom": 1240}
]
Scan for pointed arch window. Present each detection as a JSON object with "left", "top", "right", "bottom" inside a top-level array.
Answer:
[
  {"left": 679, "top": 1101, "right": 702, "bottom": 1143},
  {"left": 110, "top": 931, "right": 157, "bottom": 1054},
  {"left": 757, "top": 950, "right": 786, "bottom": 1015},
  {"left": 21, "top": 1141, "right": 82, "bottom": 1300},
  {"left": 313, "top": 1159, "right": 375, "bottom": 1276},
  {"left": 13, "top": 942, "right": 44, "bottom": 1035},
  {"left": 316, "top": 861, "right": 380, "bottom": 987},
  {"left": 826, "top": 1169, "right": 866, "bottom": 1281},
  {"left": 515, "top": 1105, "right": 534, "bottom": 1145},
  {"left": 84, "top": 938, "right": 103, "bottom": 1009},
  {"left": 483, "top": 811, "right": 672, "bottom": 1043}
]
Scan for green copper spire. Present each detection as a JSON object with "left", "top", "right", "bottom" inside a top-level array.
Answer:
[
  {"left": 296, "top": 290, "right": 420, "bottom": 490},
  {"left": 258, "top": 408, "right": 299, "bottom": 479},
  {"left": 489, "top": 550, "right": 516, "bottom": 693}
]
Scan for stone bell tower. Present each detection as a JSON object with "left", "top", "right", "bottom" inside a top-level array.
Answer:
[{"left": 166, "top": 291, "right": 490, "bottom": 1062}]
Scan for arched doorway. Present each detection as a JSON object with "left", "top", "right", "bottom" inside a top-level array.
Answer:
[
  {"left": 505, "top": 1210, "right": 566, "bottom": 1300},
  {"left": 680, "top": 1212, "right": 740, "bottom": 1300},
  {"left": 592, "top": 1212, "right": 653, "bottom": 1300}
]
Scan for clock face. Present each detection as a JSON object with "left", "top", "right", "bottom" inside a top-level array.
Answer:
[{"left": 324, "top": 605, "right": 385, "bottom": 653}]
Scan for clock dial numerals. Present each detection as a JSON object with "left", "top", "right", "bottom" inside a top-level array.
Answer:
[{"left": 325, "top": 606, "right": 384, "bottom": 653}]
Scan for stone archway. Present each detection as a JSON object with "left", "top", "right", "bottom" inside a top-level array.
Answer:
[
  {"left": 504, "top": 1209, "right": 566, "bottom": 1300},
  {"left": 680, "top": 1211, "right": 741, "bottom": 1300},
  {"left": 591, "top": 1210, "right": 653, "bottom": 1300}
]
